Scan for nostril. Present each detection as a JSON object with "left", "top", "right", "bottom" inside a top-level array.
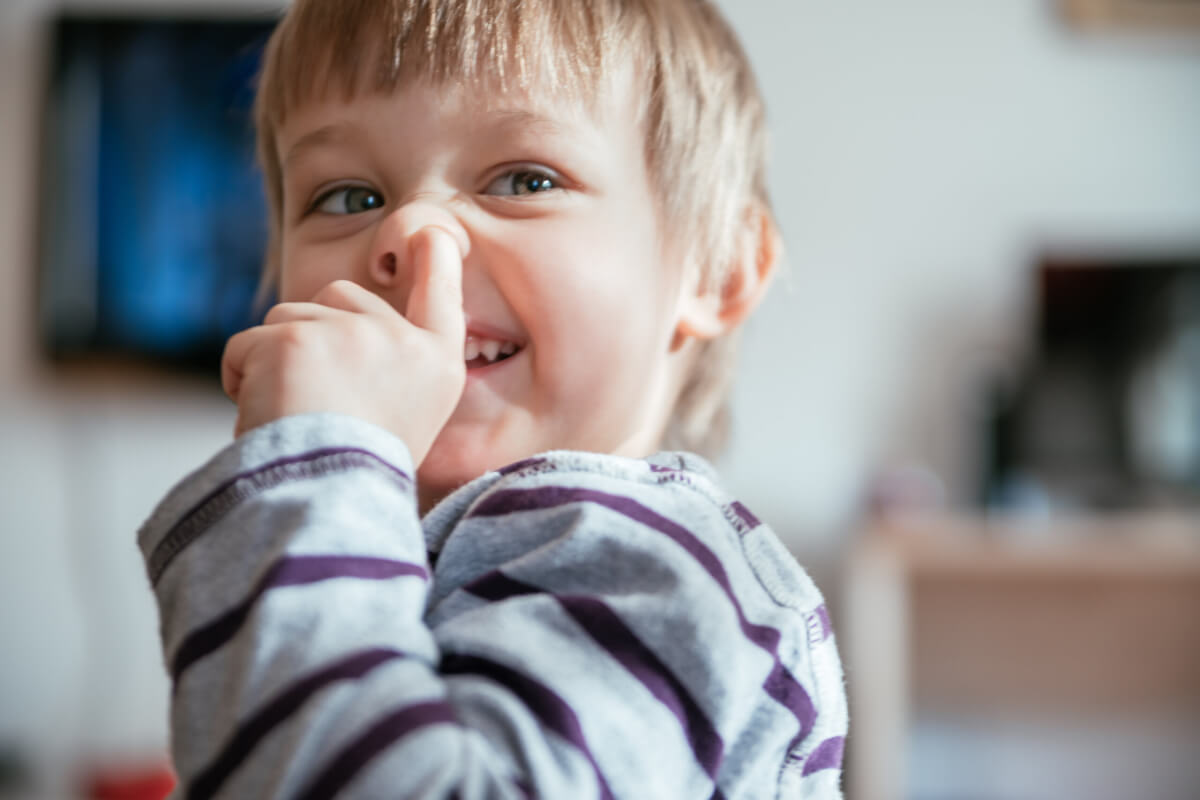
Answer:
[{"left": 380, "top": 252, "right": 397, "bottom": 278}]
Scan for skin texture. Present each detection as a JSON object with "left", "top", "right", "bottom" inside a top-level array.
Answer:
[{"left": 223, "top": 71, "right": 735, "bottom": 511}]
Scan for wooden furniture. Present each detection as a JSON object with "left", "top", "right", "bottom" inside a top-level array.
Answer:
[
  {"left": 1062, "top": 0, "right": 1200, "bottom": 31},
  {"left": 843, "top": 513, "right": 1200, "bottom": 800}
]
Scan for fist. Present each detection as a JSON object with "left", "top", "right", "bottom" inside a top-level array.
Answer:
[{"left": 221, "top": 227, "right": 466, "bottom": 466}]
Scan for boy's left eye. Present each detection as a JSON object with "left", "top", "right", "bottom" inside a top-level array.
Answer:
[{"left": 484, "top": 168, "right": 560, "bottom": 197}]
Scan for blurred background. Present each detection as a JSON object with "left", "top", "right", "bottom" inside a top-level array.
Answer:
[{"left": 1, "top": 0, "right": 1199, "bottom": 798}]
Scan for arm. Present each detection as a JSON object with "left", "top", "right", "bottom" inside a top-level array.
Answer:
[{"left": 140, "top": 414, "right": 460, "bottom": 798}]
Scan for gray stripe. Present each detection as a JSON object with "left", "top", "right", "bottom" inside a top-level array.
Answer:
[
  {"left": 465, "top": 570, "right": 726, "bottom": 780},
  {"left": 187, "top": 648, "right": 408, "bottom": 800},
  {"left": 171, "top": 555, "right": 426, "bottom": 684},
  {"left": 293, "top": 700, "right": 459, "bottom": 800},
  {"left": 442, "top": 652, "right": 615, "bottom": 800}
]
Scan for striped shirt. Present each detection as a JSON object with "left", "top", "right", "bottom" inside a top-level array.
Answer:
[{"left": 139, "top": 413, "right": 848, "bottom": 799}]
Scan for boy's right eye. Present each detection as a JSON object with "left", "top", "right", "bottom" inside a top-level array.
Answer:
[{"left": 310, "top": 186, "right": 385, "bottom": 215}]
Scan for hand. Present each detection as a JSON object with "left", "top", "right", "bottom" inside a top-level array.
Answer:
[{"left": 221, "top": 227, "right": 466, "bottom": 466}]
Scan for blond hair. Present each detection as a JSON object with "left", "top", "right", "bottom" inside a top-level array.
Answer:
[{"left": 254, "top": 0, "right": 774, "bottom": 457}]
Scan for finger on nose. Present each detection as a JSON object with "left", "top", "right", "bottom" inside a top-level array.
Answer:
[
  {"left": 393, "top": 197, "right": 470, "bottom": 259},
  {"left": 406, "top": 225, "right": 465, "bottom": 338}
]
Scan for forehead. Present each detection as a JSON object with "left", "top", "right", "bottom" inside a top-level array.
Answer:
[{"left": 274, "top": 62, "right": 645, "bottom": 163}]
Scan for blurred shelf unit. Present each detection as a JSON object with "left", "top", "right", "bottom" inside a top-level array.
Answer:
[
  {"left": 1062, "top": 0, "right": 1200, "bottom": 31},
  {"left": 844, "top": 512, "right": 1200, "bottom": 800}
]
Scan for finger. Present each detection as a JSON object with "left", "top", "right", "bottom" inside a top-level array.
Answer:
[
  {"left": 221, "top": 330, "right": 247, "bottom": 402},
  {"left": 221, "top": 327, "right": 262, "bottom": 403},
  {"left": 310, "top": 279, "right": 396, "bottom": 317},
  {"left": 405, "top": 226, "right": 465, "bottom": 340},
  {"left": 263, "top": 301, "right": 344, "bottom": 326}
]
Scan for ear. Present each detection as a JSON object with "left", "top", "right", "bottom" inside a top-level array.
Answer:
[{"left": 673, "top": 206, "right": 780, "bottom": 347}]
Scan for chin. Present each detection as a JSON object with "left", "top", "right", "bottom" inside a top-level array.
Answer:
[
  {"left": 416, "top": 449, "right": 483, "bottom": 506},
  {"left": 416, "top": 427, "right": 530, "bottom": 506}
]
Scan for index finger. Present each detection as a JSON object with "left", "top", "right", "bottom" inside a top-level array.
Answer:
[{"left": 405, "top": 225, "right": 465, "bottom": 342}]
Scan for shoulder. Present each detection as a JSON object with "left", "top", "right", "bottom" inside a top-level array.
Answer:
[
  {"left": 433, "top": 449, "right": 829, "bottom": 630},
  {"left": 428, "top": 450, "right": 849, "bottom": 793}
]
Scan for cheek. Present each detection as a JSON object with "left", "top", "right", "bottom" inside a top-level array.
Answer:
[
  {"left": 530, "top": 268, "right": 674, "bottom": 404},
  {"left": 518, "top": 216, "right": 675, "bottom": 339},
  {"left": 279, "top": 237, "right": 365, "bottom": 302}
]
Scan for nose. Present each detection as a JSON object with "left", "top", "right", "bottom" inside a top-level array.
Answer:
[{"left": 366, "top": 198, "right": 471, "bottom": 291}]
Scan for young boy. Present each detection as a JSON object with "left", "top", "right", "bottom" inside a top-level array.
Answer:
[{"left": 138, "top": 0, "right": 848, "bottom": 797}]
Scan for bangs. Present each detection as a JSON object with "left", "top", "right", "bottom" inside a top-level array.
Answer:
[{"left": 258, "top": 0, "right": 627, "bottom": 127}]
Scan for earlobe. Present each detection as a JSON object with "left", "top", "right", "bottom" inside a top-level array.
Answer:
[
  {"left": 672, "top": 207, "right": 780, "bottom": 348},
  {"left": 675, "top": 291, "right": 726, "bottom": 344}
]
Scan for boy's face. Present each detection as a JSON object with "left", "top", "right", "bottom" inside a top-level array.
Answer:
[{"left": 274, "top": 70, "right": 697, "bottom": 503}]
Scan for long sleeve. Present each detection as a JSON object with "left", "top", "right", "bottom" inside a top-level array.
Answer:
[{"left": 139, "top": 414, "right": 847, "bottom": 799}]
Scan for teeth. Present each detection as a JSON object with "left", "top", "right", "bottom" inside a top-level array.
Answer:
[{"left": 464, "top": 335, "right": 519, "bottom": 364}]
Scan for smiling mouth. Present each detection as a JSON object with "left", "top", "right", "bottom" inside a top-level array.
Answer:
[{"left": 464, "top": 334, "right": 521, "bottom": 370}]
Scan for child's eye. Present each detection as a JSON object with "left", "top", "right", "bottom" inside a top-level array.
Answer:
[
  {"left": 310, "top": 185, "right": 385, "bottom": 215},
  {"left": 484, "top": 168, "right": 561, "bottom": 197}
]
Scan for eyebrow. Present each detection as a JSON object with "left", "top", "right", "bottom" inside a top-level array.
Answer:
[
  {"left": 477, "top": 107, "right": 601, "bottom": 154},
  {"left": 281, "top": 123, "right": 358, "bottom": 172},
  {"left": 279, "top": 106, "right": 589, "bottom": 174},
  {"left": 483, "top": 108, "right": 575, "bottom": 137}
]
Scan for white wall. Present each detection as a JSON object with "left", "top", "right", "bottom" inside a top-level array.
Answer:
[
  {"left": 0, "top": 2, "right": 255, "bottom": 788},
  {"left": 1, "top": 0, "right": 1199, "bottom": 791},
  {"left": 717, "top": 0, "right": 1200, "bottom": 537}
]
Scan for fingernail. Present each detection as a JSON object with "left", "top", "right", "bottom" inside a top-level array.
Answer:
[{"left": 423, "top": 225, "right": 468, "bottom": 260}]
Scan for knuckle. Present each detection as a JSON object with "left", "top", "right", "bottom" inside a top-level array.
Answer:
[
  {"left": 314, "top": 279, "right": 356, "bottom": 305},
  {"left": 263, "top": 304, "right": 291, "bottom": 325},
  {"left": 276, "top": 322, "right": 317, "bottom": 355},
  {"left": 343, "top": 313, "right": 378, "bottom": 343}
]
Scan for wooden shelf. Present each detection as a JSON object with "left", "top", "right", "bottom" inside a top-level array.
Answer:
[{"left": 844, "top": 512, "right": 1200, "bottom": 800}]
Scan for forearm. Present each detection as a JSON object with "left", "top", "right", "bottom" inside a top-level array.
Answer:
[{"left": 140, "top": 414, "right": 520, "bottom": 798}]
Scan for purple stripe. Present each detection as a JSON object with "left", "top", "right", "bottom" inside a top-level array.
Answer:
[
  {"left": 558, "top": 595, "right": 725, "bottom": 778},
  {"left": 727, "top": 501, "right": 761, "bottom": 532},
  {"left": 186, "top": 648, "right": 407, "bottom": 800},
  {"left": 465, "top": 571, "right": 725, "bottom": 779},
  {"left": 293, "top": 700, "right": 458, "bottom": 800},
  {"left": 497, "top": 456, "right": 552, "bottom": 476},
  {"left": 801, "top": 735, "right": 845, "bottom": 777},
  {"left": 808, "top": 605, "right": 833, "bottom": 645},
  {"left": 765, "top": 660, "right": 817, "bottom": 740},
  {"left": 468, "top": 487, "right": 818, "bottom": 738},
  {"left": 472, "top": 487, "right": 741, "bottom": 604},
  {"left": 171, "top": 555, "right": 427, "bottom": 683},
  {"left": 462, "top": 570, "right": 540, "bottom": 602},
  {"left": 441, "top": 653, "right": 615, "bottom": 800},
  {"left": 148, "top": 447, "right": 412, "bottom": 585},
  {"left": 649, "top": 455, "right": 687, "bottom": 472}
]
